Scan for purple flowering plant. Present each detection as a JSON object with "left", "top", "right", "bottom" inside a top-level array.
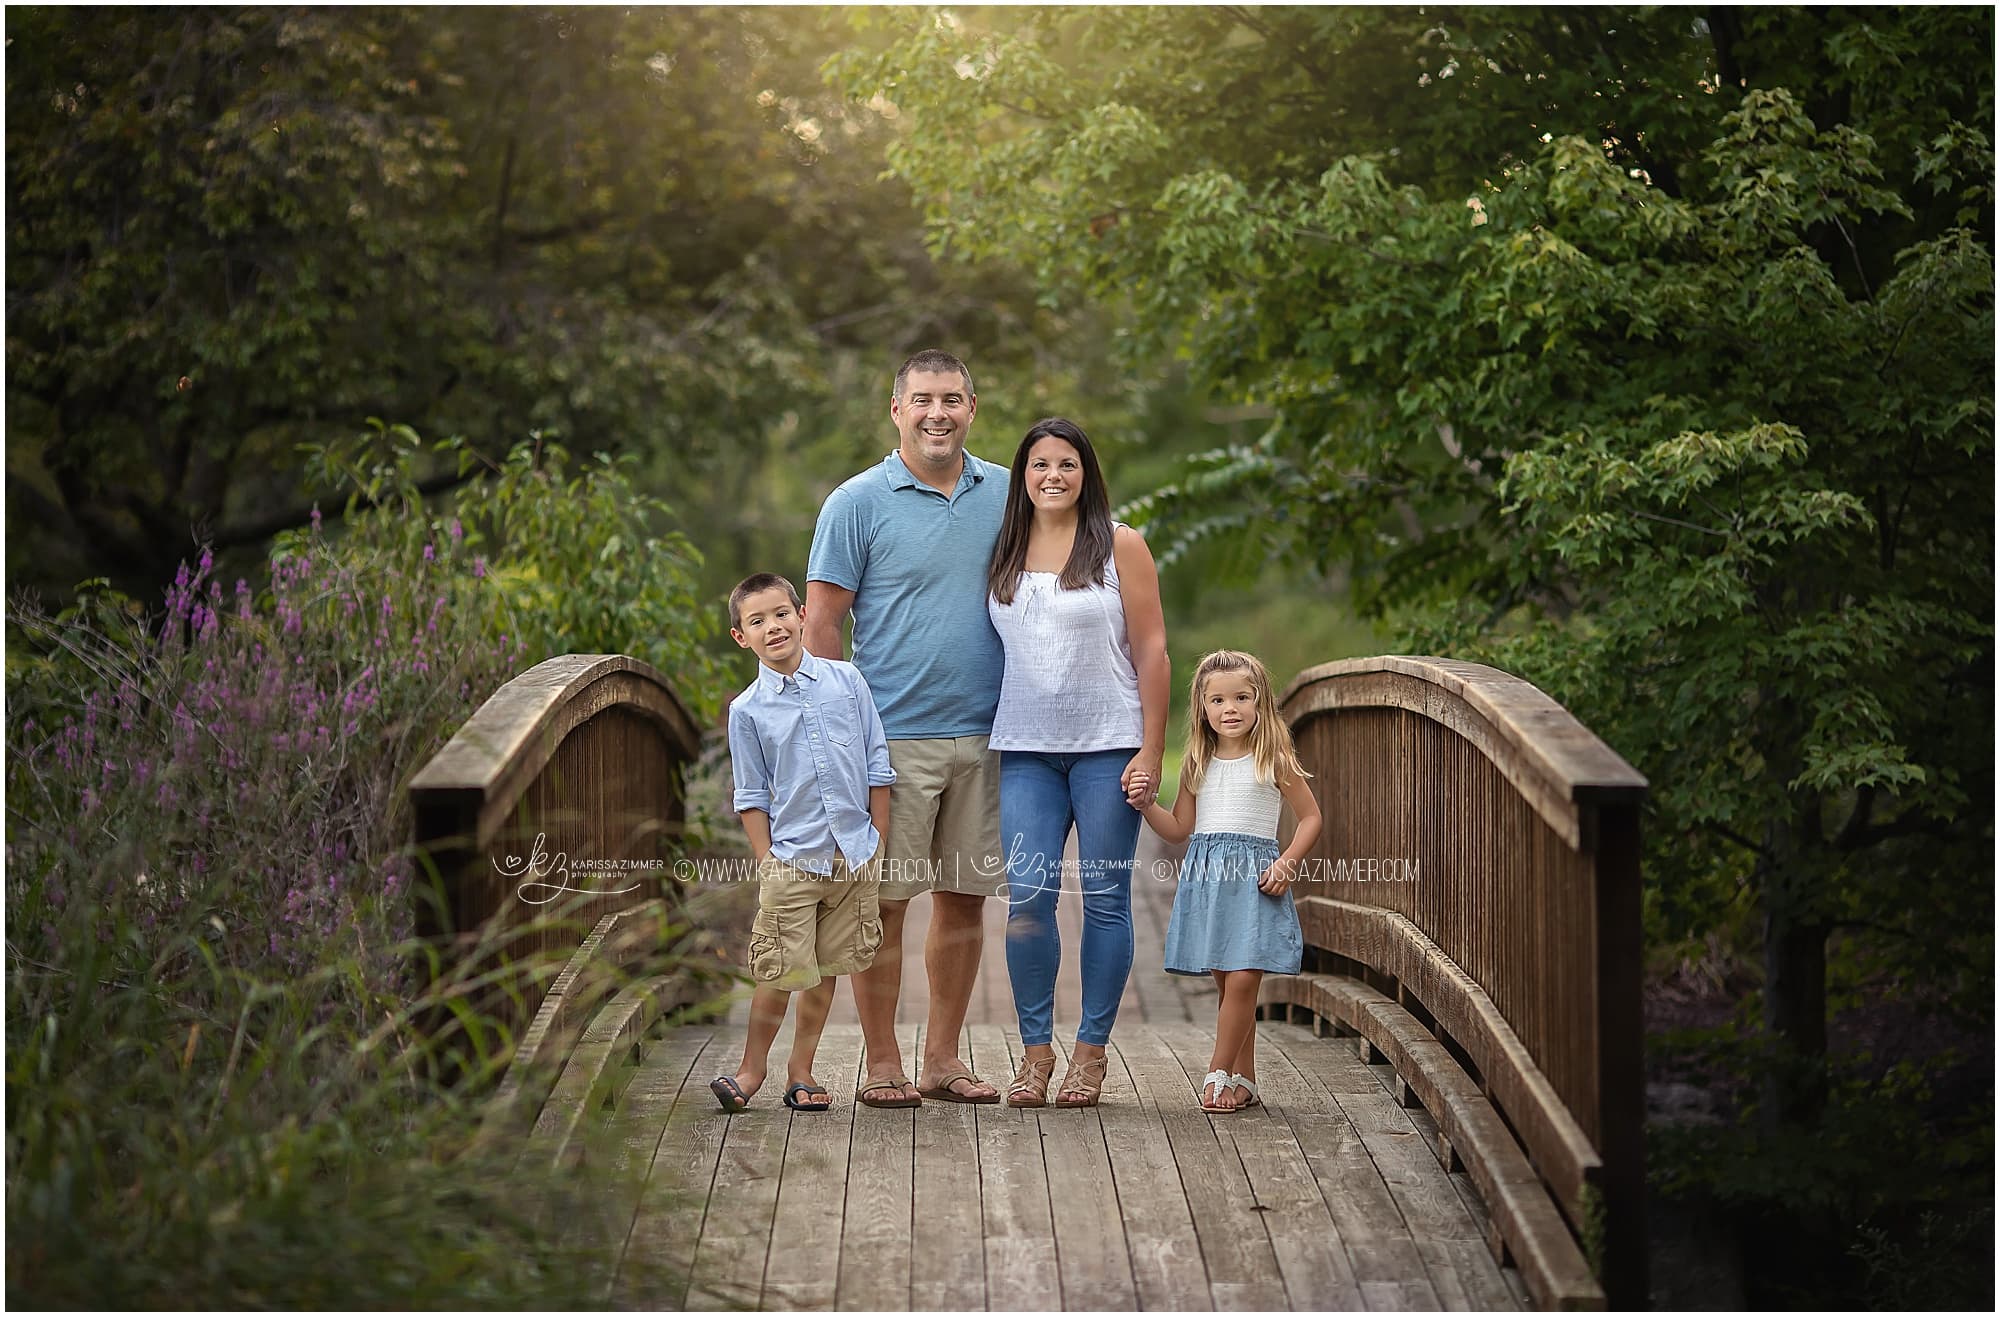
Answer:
[{"left": 5, "top": 426, "right": 720, "bottom": 1305}]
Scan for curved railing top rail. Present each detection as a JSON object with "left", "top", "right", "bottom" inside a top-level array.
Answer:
[
  {"left": 1280, "top": 655, "right": 1647, "bottom": 851},
  {"left": 408, "top": 653, "right": 702, "bottom": 852}
]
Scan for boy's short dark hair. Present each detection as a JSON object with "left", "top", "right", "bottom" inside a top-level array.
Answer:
[
  {"left": 729, "top": 572, "right": 801, "bottom": 631},
  {"left": 893, "top": 348, "right": 973, "bottom": 401}
]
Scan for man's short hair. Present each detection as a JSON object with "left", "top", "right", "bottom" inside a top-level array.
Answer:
[
  {"left": 893, "top": 349, "right": 974, "bottom": 402},
  {"left": 729, "top": 572, "right": 801, "bottom": 631}
]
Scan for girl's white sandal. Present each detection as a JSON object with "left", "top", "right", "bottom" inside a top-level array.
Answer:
[
  {"left": 1230, "top": 1073, "right": 1262, "bottom": 1109},
  {"left": 1200, "top": 1069, "right": 1239, "bottom": 1113}
]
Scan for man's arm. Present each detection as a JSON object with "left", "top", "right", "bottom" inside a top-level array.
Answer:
[{"left": 803, "top": 580, "right": 855, "bottom": 659}]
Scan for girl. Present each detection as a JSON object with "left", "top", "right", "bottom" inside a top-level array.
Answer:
[
  {"left": 988, "top": 417, "right": 1170, "bottom": 1108},
  {"left": 1137, "top": 650, "right": 1322, "bottom": 1113}
]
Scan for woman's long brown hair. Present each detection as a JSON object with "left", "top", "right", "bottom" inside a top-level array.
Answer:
[{"left": 986, "top": 417, "right": 1116, "bottom": 605}]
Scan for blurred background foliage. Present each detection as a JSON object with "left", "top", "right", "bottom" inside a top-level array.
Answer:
[{"left": 6, "top": 5, "right": 1991, "bottom": 1308}]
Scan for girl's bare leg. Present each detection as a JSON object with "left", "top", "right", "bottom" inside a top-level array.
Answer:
[
  {"left": 1205, "top": 969, "right": 1262, "bottom": 1110},
  {"left": 1227, "top": 976, "right": 1264, "bottom": 1104}
]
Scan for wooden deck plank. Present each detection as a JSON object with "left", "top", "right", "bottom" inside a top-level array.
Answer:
[
  {"left": 621, "top": 1026, "right": 744, "bottom": 1309},
  {"left": 762, "top": 1024, "right": 864, "bottom": 1311},
  {"left": 1096, "top": 1033, "right": 1215, "bottom": 1311},
  {"left": 1396, "top": 1106, "right": 1523, "bottom": 1311},
  {"left": 604, "top": 1029, "right": 718, "bottom": 1307},
  {"left": 630, "top": 871, "right": 1529, "bottom": 1314},
  {"left": 1120, "top": 1025, "right": 1290, "bottom": 1310},
  {"left": 1171, "top": 1026, "right": 1366, "bottom": 1312},
  {"left": 1304, "top": 1039, "right": 1517, "bottom": 1310},
  {"left": 1041, "top": 1088, "right": 1138, "bottom": 1309},
  {"left": 1342, "top": 1090, "right": 1486, "bottom": 1238},
  {"left": 686, "top": 1027, "right": 796, "bottom": 1312},
  {"left": 1266, "top": 1027, "right": 1445, "bottom": 1311},
  {"left": 605, "top": 1019, "right": 1517, "bottom": 1315},
  {"left": 912, "top": 1023, "right": 988, "bottom": 1311},
  {"left": 973, "top": 1024, "right": 1061, "bottom": 1312},
  {"left": 836, "top": 1021, "right": 918, "bottom": 1311}
]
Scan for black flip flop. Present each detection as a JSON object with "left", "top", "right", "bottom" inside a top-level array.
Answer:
[
  {"left": 709, "top": 1075, "right": 750, "bottom": 1112},
  {"left": 783, "top": 1082, "right": 831, "bottom": 1112}
]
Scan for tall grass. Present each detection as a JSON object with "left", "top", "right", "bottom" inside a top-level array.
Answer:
[{"left": 7, "top": 429, "right": 721, "bottom": 1306}]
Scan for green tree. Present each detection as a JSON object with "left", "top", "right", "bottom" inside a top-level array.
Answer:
[
  {"left": 6, "top": 7, "right": 1106, "bottom": 605},
  {"left": 844, "top": 6, "right": 1994, "bottom": 1134}
]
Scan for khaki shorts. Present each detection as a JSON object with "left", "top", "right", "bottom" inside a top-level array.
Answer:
[
  {"left": 747, "top": 856, "right": 882, "bottom": 991},
  {"left": 879, "top": 735, "right": 1006, "bottom": 901}
]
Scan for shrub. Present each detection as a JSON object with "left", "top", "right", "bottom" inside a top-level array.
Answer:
[{"left": 6, "top": 429, "right": 720, "bottom": 1306}]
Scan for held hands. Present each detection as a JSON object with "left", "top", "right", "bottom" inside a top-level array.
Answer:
[
  {"left": 1122, "top": 748, "right": 1163, "bottom": 811},
  {"left": 1257, "top": 856, "right": 1298, "bottom": 896}
]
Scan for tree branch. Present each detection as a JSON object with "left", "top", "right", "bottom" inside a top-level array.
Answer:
[
  {"left": 1835, "top": 808, "right": 1956, "bottom": 851},
  {"left": 1706, "top": 821, "right": 1771, "bottom": 858},
  {"left": 1822, "top": 195, "right": 1875, "bottom": 301}
]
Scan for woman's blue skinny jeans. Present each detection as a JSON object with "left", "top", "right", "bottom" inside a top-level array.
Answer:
[{"left": 1000, "top": 748, "right": 1140, "bottom": 1048}]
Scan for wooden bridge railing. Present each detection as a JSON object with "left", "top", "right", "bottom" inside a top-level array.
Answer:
[
  {"left": 1267, "top": 656, "right": 1647, "bottom": 1310},
  {"left": 409, "top": 654, "right": 705, "bottom": 1050},
  {"left": 408, "top": 649, "right": 1647, "bottom": 1308}
]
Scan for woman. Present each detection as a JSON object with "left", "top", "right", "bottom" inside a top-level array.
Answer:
[{"left": 986, "top": 417, "right": 1169, "bottom": 1107}]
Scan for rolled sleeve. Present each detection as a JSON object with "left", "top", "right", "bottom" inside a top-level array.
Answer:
[
  {"left": 859, "top": 681, "right": 896, "bottom": 787},
  {"left": 806, "top": 486, "right": 864, "bottom": 592},
  {"left": 727, "top": 702, "right": 773, "bottom": 814}
]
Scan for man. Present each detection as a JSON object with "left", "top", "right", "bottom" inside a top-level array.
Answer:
[{"left": 804, "top": 348, "right": 1006, "bottom": 1105}]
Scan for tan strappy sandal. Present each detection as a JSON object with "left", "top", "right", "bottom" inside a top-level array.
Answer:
[
  {"left": 1054, "top": 1052, "right": 1108, "bottom": 1108},
  {"left": 1007, "top": 1053, "right": 1057, "bottom": 1108}
]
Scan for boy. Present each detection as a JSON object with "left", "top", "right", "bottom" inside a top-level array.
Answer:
[{"left": 711, "top": 572, "right": 895, "bottom": 1112}]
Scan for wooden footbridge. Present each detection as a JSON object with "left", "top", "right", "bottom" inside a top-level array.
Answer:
[{"left": 411, "top": 655, "right": 1648, "bottom": 1310}]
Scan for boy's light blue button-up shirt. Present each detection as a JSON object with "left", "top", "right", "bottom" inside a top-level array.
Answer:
[
  {"left": 728, "top": 651, "right": 895, "bottom": 873},
  {"left": 807, "top": 450, "right": 1008, "bottom": 739}
]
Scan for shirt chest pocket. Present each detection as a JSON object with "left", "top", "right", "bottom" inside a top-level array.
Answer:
[{"left": 818, "top": 693, "right": 860, "bottom": 747}]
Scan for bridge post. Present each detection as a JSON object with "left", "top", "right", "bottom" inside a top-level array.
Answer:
[{"left": 1593, "top": 798, "right": 1648, "bottom": 1308}]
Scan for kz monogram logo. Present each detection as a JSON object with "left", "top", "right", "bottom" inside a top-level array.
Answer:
[{"left": 494, "top": 832, "right": 645, "bottom": 905}]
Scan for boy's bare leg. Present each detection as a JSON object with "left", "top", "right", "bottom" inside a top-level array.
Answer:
[
  {"left": 920, "top": 890, "right": 998, "bottom": 1098},
  {"left": 730, "top": 983, "right": 792, "bottom": 1099},
  {"left": 854, "top": 898, "right": 918, "bottom": 1100},
  {"left": 783, "top": 977, "right": 837, "bottom": 1109}
]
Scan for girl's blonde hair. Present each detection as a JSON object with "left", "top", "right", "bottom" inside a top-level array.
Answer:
[{"left": 1180, "top": 650, "right": 1310, "bottom": 796}]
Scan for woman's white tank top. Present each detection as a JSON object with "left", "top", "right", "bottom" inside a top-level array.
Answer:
[
  {"left": 1192, "top": 753, "right": 1282, "bottom": 839},
  {"left": 987, "top": 553, "right": 1145, "bottom": 753}
]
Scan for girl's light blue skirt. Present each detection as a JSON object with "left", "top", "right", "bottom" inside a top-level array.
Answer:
[{"left": 1162, "top": 831, "right": 1304, "bottom": 976}]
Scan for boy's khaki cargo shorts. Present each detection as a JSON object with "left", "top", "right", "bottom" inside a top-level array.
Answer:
[{"left": 747, "top": 855, "right": 882, "bottom": 991}]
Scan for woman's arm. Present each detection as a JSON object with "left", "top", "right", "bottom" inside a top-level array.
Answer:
[
  {"left": 1259, "top": 773, "right": 1324, "bottom": 894},
  {"left": 1113, "top": 525, "right": 1169, "bottom": 797}
]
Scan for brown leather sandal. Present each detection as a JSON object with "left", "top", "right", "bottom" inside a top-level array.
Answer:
[
  {"left": 1007, "top": 1053, "right": 1057, "bottom": 1108},
  {"left": 1054, "top": 1052, "right": 1109, "bottom": 1108},
  {"left": 919, "top": 1062, "right": 1000, "bottom": 1104},
  {"left": 856, "top": 1073, "right": 922, "bottom": 1108}
]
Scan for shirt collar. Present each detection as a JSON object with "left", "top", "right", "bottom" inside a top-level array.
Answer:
[
  {"left": 758, "top": 649, "right": 824, "bottom": 694},
  {"left": 885, "top": 449, "right": 985, "bottom": 496}
]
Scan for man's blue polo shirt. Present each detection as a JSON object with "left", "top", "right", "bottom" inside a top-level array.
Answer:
[{"left": 807, "top": 450, "right": 1008, "bottom": 739}]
